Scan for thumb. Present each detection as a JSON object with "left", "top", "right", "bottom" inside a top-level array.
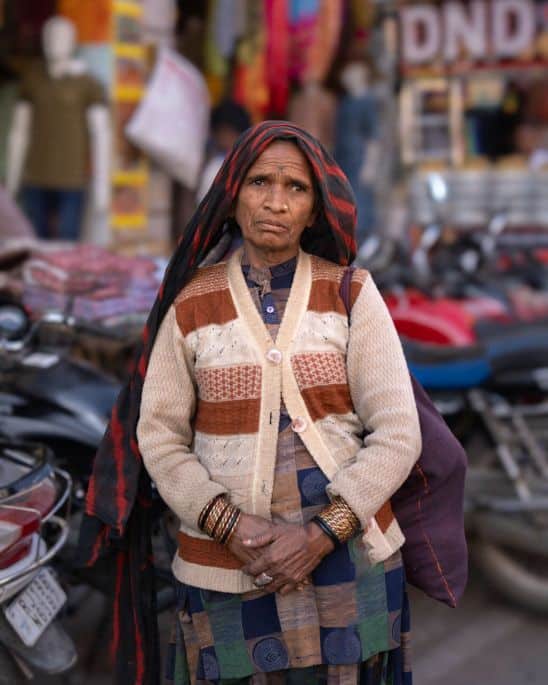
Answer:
[{"left": 243, "top": 530, "right": 275, "bottom": 548}]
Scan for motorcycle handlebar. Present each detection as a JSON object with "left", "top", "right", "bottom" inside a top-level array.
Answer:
[{"left": 0, "top": 309, "right": 141, "bottom": 353}]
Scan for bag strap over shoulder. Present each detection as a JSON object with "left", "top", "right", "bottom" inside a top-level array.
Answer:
[{"left": 339, "top": 266, "right": 356, "bottom": 319}]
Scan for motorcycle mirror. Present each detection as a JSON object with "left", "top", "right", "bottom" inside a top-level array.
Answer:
[
  {"left": 357, "top": 235, "right": 381, "bottom": 264},
  {"left": 426, "top": 173, "right": 448, "bottom": 204},
  {"left": 459, "top": 249, "right": 480, "bottom": 273},
  {"left": 488, "top": 212, "right": 508, "bottom": 236},
  {"left": 0, "top": 304, "right": 29, "bottom": 342},
  {"left": 420, "top": 224, "right": 442, "bottom": 250},
  {"left": 40, "top": 312, "right": 66, "bottom": 325}
]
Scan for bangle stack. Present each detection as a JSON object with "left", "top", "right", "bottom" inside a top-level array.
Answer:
[
  {"left": 198, "top": 495, "right": 242, "bottom": 545},
  {"left": 312, "top": 496, "right": 360, "bottom": 545}
]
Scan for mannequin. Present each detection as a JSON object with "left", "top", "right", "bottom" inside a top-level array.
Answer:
[
  {"left": 6, "top": 16, "right": 110, "bottom": 241},
  {"left": 334, "top": 61, "right": 381, "bottom": 241}
]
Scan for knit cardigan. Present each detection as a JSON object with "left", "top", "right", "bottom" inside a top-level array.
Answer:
[{"left": 137, "top": 248, "right": 421, "bottom": 593}]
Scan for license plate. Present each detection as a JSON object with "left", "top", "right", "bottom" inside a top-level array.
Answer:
[{"left": 3, "top": 568, "right": 66, "bottom": 647}]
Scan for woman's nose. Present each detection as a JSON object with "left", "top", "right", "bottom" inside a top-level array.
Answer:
[{"left": 264, "top": 186, "right": 288, "bottom": 212}]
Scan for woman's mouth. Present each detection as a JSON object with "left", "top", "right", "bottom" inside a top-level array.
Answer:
[{"left": 257, "top": 221, "right": 288, "bottom": 233}]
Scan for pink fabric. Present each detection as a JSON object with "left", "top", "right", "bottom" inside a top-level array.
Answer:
[{"left": 266, "top": 0, "right": 290, "bottom": 115}]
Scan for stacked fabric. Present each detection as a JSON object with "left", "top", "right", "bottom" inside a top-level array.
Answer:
[{"left": 21, "top": 244, "right": 163, "bottom": 324}]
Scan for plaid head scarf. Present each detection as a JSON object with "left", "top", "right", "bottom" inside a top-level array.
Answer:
[{"left": 77, "top": 121, "right": 357, "bottom": 685}]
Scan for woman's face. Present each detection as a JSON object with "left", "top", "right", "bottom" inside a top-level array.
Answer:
[{"left": 235, "top": 140, "right": 316, "bottom": 266}]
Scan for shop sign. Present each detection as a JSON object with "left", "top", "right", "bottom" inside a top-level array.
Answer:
[{"left": 400, "top": 0, "right": 547, "bottom": 71}]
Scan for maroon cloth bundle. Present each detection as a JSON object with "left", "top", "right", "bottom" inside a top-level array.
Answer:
[{"left": 340, "top": 267, "right": 468, "bottom": 607}]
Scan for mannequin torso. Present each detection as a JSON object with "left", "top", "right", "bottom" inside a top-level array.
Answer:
[{"left": 6, "top": 16, "right": 111, "bottom": 240}]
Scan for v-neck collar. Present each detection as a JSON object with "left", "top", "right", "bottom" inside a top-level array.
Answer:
[{"left": 227, "top": 247, "right": 311, "bottom": 350}]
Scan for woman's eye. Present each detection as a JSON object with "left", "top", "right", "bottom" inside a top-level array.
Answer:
[{"left": 250, "top": 177, "right": 265, "bottom": 186}]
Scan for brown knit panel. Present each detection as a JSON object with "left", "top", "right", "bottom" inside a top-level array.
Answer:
[
  {"left": 176, "top": 262, "right": 229, "bottom": 301},
  {"left": 175, "top": 289, "right": 237, "bottom": 336},
  {"left": 177, "top": 531, "right": 244, "bottom": 569},
  {"left": 308, "top": 279, "right": 347, "bottom": 316},
  {"left": 195, "top": 365, "right": 262, "bottom": 402},
  {"left": 374, "top": 500, "right": 394, "bottom": 533},
  {"left": 292, "top": 352, "right": 347, "bottom": 390},
  {"left": 300, "top": 384, "right": 353, "bottom": 422},
  {"left": 306, "top": 256, "right": 347, "bottom": 315},
  {"left": 194, "top": 398, "right": 261, "bottom": 435}
]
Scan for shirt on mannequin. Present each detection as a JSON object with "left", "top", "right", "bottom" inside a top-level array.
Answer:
[{"left": 19, "top": 64, "right": 106, "bottom": 189}]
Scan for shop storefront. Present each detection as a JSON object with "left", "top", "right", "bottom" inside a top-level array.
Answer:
[
  {"left": 1, "top": 0, "right": 396, "bottom": 250},
  {"left": 395, "top": 0, "right": 548, "bottom": 230}
]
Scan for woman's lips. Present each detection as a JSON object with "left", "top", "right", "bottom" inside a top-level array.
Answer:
[{"left": 257, "top": 221, "right": 288, "bottom": 232}]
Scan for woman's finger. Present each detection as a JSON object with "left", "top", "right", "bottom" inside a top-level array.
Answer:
[
  {"left": 243, "top": 531, "right": 275, "bottom": 548},
  {"left": 243, "top": 560, "right": 269, "bottom": 576}
]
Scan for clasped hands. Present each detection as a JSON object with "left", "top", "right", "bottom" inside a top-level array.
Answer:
[{"left": 227, "top": 513, "right": 335, "bottom": 595}]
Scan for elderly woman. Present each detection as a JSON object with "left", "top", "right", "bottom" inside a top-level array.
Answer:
[{"left": 133, "top": 121, "right": 421, "bottom": 685}]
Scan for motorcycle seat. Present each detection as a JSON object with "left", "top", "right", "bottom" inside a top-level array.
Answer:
[{"left": 403, "top": 325, "right": 548, "bottom": 389}]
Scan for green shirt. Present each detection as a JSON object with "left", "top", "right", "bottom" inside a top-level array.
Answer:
[
  {"left": 0, "top": 81, "right": 18, "bottom": 182},
  {"left": 20, "top": 63, "right": 106, "bottom": 189}
]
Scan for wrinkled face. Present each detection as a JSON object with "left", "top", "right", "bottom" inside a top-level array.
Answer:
[{"left": 235, "top": 141, "right": 316, "bottom": 266}]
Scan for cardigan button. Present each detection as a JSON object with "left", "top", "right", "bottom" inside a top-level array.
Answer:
[
  {"left": 266, "top": 348, "right": 282, "bottom": 364},
  {"left": 291, "top": 416, "right": 308, "bottom": 433}
]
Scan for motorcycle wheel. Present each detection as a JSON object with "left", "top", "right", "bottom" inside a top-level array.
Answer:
[
  {"left": 0, "top": 645, "right": 26, "bottom": 685},
  {"left": 472, "top": 541, "right": 548, "bottom": 613}
]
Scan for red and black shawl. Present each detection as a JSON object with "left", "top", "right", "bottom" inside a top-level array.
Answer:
[{"left": 78, "top": 121, "right": 357, "bottom": 685}]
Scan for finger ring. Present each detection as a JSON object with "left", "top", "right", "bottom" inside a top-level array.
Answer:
[{"left": 253, "top": 572, "right": 273, "bottom": 587}]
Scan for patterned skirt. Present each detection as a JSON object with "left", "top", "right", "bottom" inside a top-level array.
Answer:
[
  {"left": 165, "top": 546, "right": 411, "bottom": 685},
  {"left": 166, "top": 425, "right": 411, "bottom": 684}
]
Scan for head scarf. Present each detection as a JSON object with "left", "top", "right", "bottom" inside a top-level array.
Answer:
[{"left": 78, "top": 121, "right": 357, "bottom": 685}]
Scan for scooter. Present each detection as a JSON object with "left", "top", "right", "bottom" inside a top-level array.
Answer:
[{"left": 0, "top": 439, "right": 76, "bottom": 683}]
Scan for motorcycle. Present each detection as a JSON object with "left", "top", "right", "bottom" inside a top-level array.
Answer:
[
  {"left": 358, "top": 175, "right": 548, "bottom": 611},
  {"left": 0, "top": 300, "right": 176, "bottom": 634},
  {"left": 0, "top": 439, "right": 76, "bottom": 683},
  {"left": 403, "top": 336, "right": 548, "bottom": 613}
]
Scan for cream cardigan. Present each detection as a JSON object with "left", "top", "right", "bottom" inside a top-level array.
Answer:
[{"left": 137, "top": 249, "right": 421, "bottom": 592}]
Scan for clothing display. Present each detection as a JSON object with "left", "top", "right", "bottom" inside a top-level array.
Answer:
[
  {"left": 164, "top": 256, "right": 412, "bottom": 684},
  {"left": 334, "top": 93, "right": 379, "bottom": 240},
  {"left": 21, "top": 186, "right": 85, "bottom": 240},
  {"left": 19, "top": 63, "right": 106, "bottom": 189},
  {"left": 20, "top": 244, "right": 159, "bottom": 319},
  {"left": 301, "top": 0, "right": 343, "bottom": 86},
  {"left": 288, "top": 83, "right": 337, "bottom": 152},
  {"left": 265, "top": 0, "right": 290, "bottom": 115}
]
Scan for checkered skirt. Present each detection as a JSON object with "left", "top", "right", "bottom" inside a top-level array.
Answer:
[{"left": 166, "top": 427, "right": 412, "bottom": 685}]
